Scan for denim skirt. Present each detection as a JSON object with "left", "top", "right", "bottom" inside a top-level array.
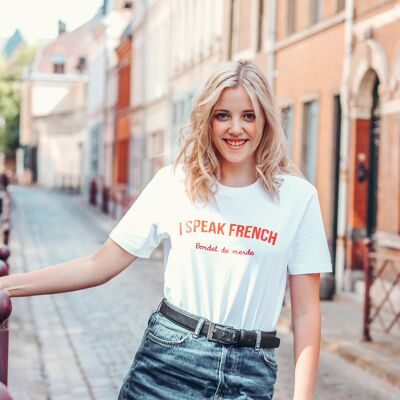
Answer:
[{"left": 117, "top": 309, "right": 278, "bottom": 400}]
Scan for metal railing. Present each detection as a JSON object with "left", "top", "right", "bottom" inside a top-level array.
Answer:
[
  {"left": 363, "top": 239, "right": 400, "bottom": 341},
  {"left": 0, "top": 186, "right": 13, "bottom": 398}
]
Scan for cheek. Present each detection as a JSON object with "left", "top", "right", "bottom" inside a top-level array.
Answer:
[
  {"left": 211, "top": 120, "right": 225, "bottom": 139},
  {"left": 249, "top": 122, "right": 260, "bottom": 138}
]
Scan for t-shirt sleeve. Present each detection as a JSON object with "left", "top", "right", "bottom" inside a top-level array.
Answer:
[
  {"left": 109, "top": 169, "right": 165, "bottom": 259},
  {"left": 287, "top": 188, "right": 333, "bottom": 275}
]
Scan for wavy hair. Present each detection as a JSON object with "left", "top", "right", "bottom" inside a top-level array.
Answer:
[{"left": 173, "top": 60, "right": 302, "bottom": 204}]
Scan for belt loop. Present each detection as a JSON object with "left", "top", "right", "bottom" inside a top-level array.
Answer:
[
  {"left": 254, "top": 330, "right": 262, "bottom": 351},
  {"left": 192, "top": 318, "right": 206, "bottom": 338}
]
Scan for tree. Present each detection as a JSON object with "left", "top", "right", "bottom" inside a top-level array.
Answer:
[
  {"left": 0, "top": 44, "right": 37, "bottom": 158},
  {"left": 0, "top": 78, "right": 20, "bottom": 157}
]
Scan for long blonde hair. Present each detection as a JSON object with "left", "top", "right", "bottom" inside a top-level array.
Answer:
[{"left": 173, "top": 60, "right": 302, "bottom": 204}]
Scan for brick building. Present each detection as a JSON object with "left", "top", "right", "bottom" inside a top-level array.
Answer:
[
  {"left": 123, "top": 0, "right": 400, "bottom": 294},
  {"left": 19, "top": 20, "right": 95, "bottom": 189},
  {"left": 114, "top": 22, "right": 132, "bottom": 217}
]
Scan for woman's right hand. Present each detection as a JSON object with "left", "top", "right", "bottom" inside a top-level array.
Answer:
[{"left": 0, "top": 238, "right": 137, "bottom": 298}]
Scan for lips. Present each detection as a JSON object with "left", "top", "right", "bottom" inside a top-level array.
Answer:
[{"left": 222, "top": 138, "right": 249, "bottom": 150}]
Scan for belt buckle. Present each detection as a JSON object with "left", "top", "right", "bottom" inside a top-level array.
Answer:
[{"left": 207, "top": 322, "right": 237, "bottom": 345}]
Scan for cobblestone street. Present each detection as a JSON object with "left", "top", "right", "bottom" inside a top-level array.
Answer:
[{"left": 6, "top": 186, "right": 399, "bottom": 399}]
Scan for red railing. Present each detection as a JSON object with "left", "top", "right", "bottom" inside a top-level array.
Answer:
[
  {"left": 0, "top": 291, "right": 11, "bottom": 386},
  {"left": 363, "top": 239, "right": 400, "bottom": 341},
  {"left": 0, "top": 187, "right": 13, "bottom": 398}
]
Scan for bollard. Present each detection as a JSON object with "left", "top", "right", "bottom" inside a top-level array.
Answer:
[
  {"left": 0, "top": 383, "right": 12, "bottom": 400},
  {"left": 1, "top": 225, "right": 9, "bottom": 247},
  {"left": 89, "top": 179, "right": 97, "bottom": 206},
  {"left": 0, "top": 291, "right": 12, "bottom": 386},
  {"left": 0, "top": 247, "right": 9, "bottom": 263},
  {"left": 101, "top": 186, "right": 109, "bottom": 214},
  {"left": 0, "top": 262, "right": 8, "bottom": 278}
]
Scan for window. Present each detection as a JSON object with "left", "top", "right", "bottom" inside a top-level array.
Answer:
[
  {"left": 336, "top": 0, "right": 345, "bottom": 12},
  {"left": 90, "top": 125, "right": 100, "bottom": 175},
  {"left": 309, "top": 0, "right": 322, "bottom": 26},
  {"left": 301, "top": 100, "right": 318, "bottom": 183},
  {"left": 287, "top": 0, "right": 297, "bottom": 35},
  {"left": 76, "top": 56, "right": 86, "bottom": 73},
  {"left": 52, "top": 54, "right": 65, "bottom": 74},
  {"left": 148, "top": 131, "right": 164, "bottom": 176},
  {"left": 282, "top": 106, "right": 293, "bottom": 157}
]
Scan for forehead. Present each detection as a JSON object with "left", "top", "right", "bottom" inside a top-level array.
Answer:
[{"left": 214, "top": 86, "right": 254, "bottom": 110}]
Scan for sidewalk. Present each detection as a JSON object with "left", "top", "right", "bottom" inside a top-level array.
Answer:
[
  {"left": 9, "top": 187, "right": 398, "bottom": 398},
  {"left": 277, "top": 289, "right": 400, "bottom": 389},
  {"left": 8, "top": 187, "right": 165, "bottom": 399}
]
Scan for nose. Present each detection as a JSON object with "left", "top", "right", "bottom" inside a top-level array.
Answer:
[{"left": 228, "top": 117, "right": 243, "bottom": 135}]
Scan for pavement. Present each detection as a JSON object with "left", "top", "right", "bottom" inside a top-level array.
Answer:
[
  {"left": 5, "top": 185, "right": 400, "bottom": 399},
  {"left": 277, "top": 288, "right": 400, "bottom": 390}
]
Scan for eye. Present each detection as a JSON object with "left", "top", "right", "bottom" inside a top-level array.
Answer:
[
  {"left": 243, "top": 113, "right": 256, "bottom": 121},
  {"left": 214, "top": 112, "right": 230, "bottom": 121}
]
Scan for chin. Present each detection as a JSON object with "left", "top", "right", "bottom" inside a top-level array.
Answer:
[{"left": 220, "top": 154, "right": 252, "bottom": 165}]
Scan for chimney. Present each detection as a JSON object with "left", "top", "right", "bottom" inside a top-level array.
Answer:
[{"left": 58, "top": 20, "right": 67, "bottom": 36}]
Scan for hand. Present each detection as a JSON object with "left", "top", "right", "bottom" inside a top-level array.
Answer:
[{"left": 0, "top": 277, "right": 10, "bottom": 297}]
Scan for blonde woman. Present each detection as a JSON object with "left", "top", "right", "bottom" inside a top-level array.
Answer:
[{"left": 0, "top": 60, "right": 332, "bottom": 399}]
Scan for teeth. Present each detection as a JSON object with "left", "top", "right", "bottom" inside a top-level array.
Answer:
[{"left": 226, "top": 140, "right": 246, "bottom": 146}]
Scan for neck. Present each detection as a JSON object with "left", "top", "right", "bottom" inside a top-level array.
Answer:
[{"left": 219, "top": 160, "right": 257, "bottom": 187}]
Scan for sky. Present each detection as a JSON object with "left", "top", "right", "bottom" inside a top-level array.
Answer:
[{"left": 0, "top": 0, "right": 104, "bottom": 43}]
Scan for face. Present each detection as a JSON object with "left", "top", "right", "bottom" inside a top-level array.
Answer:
[{"left": 210, "top": 85, "right": 264, "bottom": 169}]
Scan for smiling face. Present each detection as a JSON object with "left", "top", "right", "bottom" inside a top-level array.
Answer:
[{"left": 210, "top": 85, "right": 265, "bottom": 176}]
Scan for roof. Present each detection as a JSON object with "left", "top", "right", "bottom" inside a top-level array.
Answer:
[{"left": 2, "top": 29, "right": 24, "bottom": 59}]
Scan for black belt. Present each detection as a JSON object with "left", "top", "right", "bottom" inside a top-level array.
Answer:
[{"left": 159, "top": 299, "right": 280, "bottom": 349}]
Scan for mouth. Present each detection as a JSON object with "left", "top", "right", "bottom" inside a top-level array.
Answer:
[{"left": 222, "top": 138, "right": 249, "bottom": 150}]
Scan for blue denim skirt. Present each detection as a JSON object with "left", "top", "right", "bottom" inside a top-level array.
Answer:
[{"left": 118, "top": 309, "right": 278, "bottom": 399}]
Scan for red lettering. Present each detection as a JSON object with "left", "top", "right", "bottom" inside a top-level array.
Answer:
[
  {"left": 195, "top": 242, "right": 218, "bottom": 252},
  {"left": 179, "top": 222, "right": 182, "bottom": 236},
  {"left": 261, "top": 229, "right": 269, "bottom": 241},
  {"left": 185, "top": 220, "right": 192, "bottom": 233},
  {"left": 268, "top": 231, "right": 278, "bottom": 246},
  {"left": 236, "top": 224, "right": 245, "bottom": 237},
  {"left": 201, "top": 220, "right": 208, "bottom": 232},
  {"left": 244, "top": 225, "right": 252, "bottom": 239},
  {"left": 217, "top": 223, "right": 225, "bottom": 234},
  {"left": 251, "top": 226, "right": 261, "bottom": 240},
  {"left": 193, "top": 219, "right": 201, "bottom": 232},
  {"left": 209, "top": 221, "right": 216, "bottom": 234},
  {"left": 232, "top": 248, "right": 255, "bottom": 256},
  {"left": 229, "top": 224, "right": 236, "bottom": 236}
]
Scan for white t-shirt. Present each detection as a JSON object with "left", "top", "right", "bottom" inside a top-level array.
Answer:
[{"left": 109, "top": 164, "right": 332, "bottom": 331}]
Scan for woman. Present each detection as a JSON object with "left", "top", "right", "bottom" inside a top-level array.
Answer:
[{"left": 0, "top": 60, "right": 332, "bottom": 399}]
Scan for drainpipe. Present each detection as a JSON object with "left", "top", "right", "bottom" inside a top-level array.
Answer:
[
  {"left": 266, "top": 0, "right": 277, "bottom": 92},
  {"left": 336, "top": 0, "right": 354, "bottom": 293}
]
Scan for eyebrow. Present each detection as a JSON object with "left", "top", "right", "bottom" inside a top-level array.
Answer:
[{"left": 214, "top": 108, "right": 255, "bottom": 113}]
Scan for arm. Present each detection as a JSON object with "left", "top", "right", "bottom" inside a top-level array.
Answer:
[
  {"left": 0, "top": 238, "right": 137, "bottom": 298},
  {"left": 289, "top": 273, "right": 321, "bottom": 400}
]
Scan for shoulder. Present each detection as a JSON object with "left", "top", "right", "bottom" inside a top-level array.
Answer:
[
  {"left": 277, "top": 173, "right": 317, "bottom": 202},
  {"left": 152, "top": 163, "right": 185, "bottom": 186}
]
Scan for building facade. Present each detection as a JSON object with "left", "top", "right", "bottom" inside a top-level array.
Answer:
[
  {"left": 20, "top": 0, "right": 400, "bottom": 295},
  {"left": 124, "top": 0, "right": 400, "bottom": 294},
  {"left": 19, "top": 21, "right": 95, "bottom": 189},
  {"left": 83, "top": 0, "right": 132, "bottom": 208}
]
